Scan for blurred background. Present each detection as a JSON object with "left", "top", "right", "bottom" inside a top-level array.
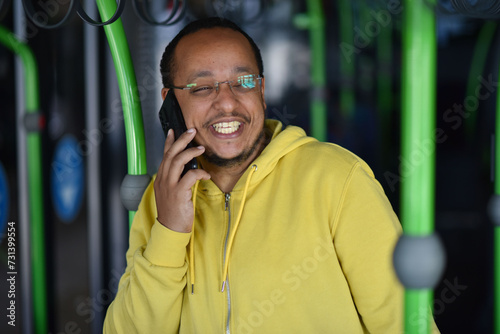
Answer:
[{"left": 0, "top": 0, "right": 498, "bottom": 333}]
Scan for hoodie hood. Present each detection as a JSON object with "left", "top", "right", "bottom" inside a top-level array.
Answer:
[{"left": 249, "top": 119, "right": 318, "bottom": 183}]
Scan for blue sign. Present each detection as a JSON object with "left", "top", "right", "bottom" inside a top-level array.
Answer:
[
  {"left": 0, "top": 161, "right": 9, "bottom": 240},
  {"left": 51, "top": 135, "right": 84, "bottom": 223}
]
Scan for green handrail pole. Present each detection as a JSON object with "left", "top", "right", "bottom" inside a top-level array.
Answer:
[
  {"left": 0, "top": 25, "right": 48, "bottom": 334},
  {"left": 294, "top": 0, "right": 327, "bottom": 141},
  {"left": 338, "top": 0, "right": 356, "bottom": 121},
  {"left": 401, "top": 0, "right": 436, "bottom": 236},
  {"left": 96, "top": 0, "right": 148, "bottom": 227},
  {"left": 307, "top": 0, "right": 327, "bottom": 141},
  {"left": 465, "top": 21, "right": 496, "bottom": 140},
  {"left": 401, "top": 0, "right": 437, "bottom": 333}
]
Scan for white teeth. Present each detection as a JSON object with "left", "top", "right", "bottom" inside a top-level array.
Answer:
[{"left": 212, "top": 121, "right": 241, "bottom": 134}]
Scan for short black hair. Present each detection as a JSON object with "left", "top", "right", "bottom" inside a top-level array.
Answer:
[{"left": 160, "top": 17, "right": 264, "bottom": 88}]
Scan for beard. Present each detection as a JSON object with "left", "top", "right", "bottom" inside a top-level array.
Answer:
[{"left": 201, "top": 128, "right": 265, "bottom": 168}]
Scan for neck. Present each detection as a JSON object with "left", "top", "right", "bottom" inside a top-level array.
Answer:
[
  {"left": 201, "top": 161, "right": 249, "bottom": 193},
  {"left": 200, "top": 133, "right": 270, "bottom": 193}
]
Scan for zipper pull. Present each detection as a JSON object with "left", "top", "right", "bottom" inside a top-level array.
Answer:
[{"left": 225, "top": 193, "right": 231, "bottom": 211}]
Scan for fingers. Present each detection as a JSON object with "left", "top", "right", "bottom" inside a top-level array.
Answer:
[
  {"left": 163, "top": 128, "right": 175, "bottom": 155},
  {"left": 164, "top": 128, "right": 195, "bottom": 156},
  {"left": 154, "top": 128, "right": 211, "bottom": 233},
  {"left": 162, "top": 127, "right": 196, "bottom": 157},
  {"left": 168, "top": 146, "right": 204, "bottom": 176},
  {"left": 157, "top": 129, "right": 174, "bottom": 184},
  {"left": 159, "top": 128, "right": 194, "bottom": 175},
  {"left": 158, "top": 128, "right": 208, "bottom": 186}
]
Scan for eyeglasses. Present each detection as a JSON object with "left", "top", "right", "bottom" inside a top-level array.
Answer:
[{"left": 169, "top": 74, "right": 263, "bottom": 100}]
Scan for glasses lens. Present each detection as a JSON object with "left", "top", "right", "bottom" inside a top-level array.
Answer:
[
  {"left": 187, "top": 75, "right": 260, "bottom": 99},
  {"left": 238, "top": 75, "right": 257, "bottom": 89},
  {"left": 190, "top": 84, "right": 214, "bottom": 97},
  {"left": 233, "top": 75, "right": 259, "bottom": 94}
]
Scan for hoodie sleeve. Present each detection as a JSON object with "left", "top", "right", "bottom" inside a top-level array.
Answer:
[
  {"left": 332, "top": 161, "right": 439, "bottom": 333},
  {"left": 103, "top": 178, "right": 191, "bottom": 334}
]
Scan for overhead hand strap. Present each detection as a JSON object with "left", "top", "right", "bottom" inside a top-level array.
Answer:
[
  {"left": 132, "top": 0, "right": 186, "bottom": 26},
  {"left": 22, "top": 0, "right": 77, "bottom": 29},
  {"left": 77, "top": 0, "right": 125, "bottom": 27}
]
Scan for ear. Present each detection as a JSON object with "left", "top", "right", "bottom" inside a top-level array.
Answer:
[{"left": 161, "top": 88, "right": 170, "bottom": 100}]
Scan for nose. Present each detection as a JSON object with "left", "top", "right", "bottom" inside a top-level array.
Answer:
[
  {"left": 213, "top": 81, "right": 239, "bottom": 112},
  {"left": 215, "top": 81, "right": 235, "bottom": 96}
]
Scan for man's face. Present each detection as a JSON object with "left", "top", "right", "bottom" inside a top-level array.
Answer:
[{"left": 162, "top": 27, "right": 266, "bottom": 167}]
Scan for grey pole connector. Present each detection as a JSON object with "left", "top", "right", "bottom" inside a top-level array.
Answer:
[
  {"left": 120, "top": 174, "right": 151, "bottom": 211},
  {"left": 393, "top": 233, "right": 446, "bottom": 289}
]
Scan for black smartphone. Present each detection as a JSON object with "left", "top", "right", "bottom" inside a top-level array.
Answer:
[{"left": 159, "top": 90, "right": 198, "bottom": 176}]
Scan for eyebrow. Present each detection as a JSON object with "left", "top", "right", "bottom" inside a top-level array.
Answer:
[
  {"left": 185, "top": 66, "right": 256, "bottom": 83},
  {"left": 186, "top": 70, "right": 213, "bottom": 83},
  {"left": 233, "top": 66, "right": 254, "bottom": 75}
]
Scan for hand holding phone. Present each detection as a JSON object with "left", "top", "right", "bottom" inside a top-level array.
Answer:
[
  {"left": 159, "top": 90, "right": 199, "bottom": 176},
  {"left": 155, "top": 90, "right": 210, "bottom": 233}
]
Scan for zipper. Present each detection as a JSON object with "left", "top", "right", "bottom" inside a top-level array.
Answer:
[{"left": 223, "top": 193, "right": 231, "bottom": 334}]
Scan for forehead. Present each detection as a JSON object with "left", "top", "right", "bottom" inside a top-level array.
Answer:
[{"left": 173, "top": 27, "right": 258, "bottom": 81}]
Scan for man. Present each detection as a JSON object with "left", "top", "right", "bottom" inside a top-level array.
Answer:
[{"left": 104, "top": 17, "right": 405, "bottom": 333}]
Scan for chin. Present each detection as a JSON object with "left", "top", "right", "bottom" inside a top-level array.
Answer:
[
  {"left": 203, "top": 128, "right": 265, "bottom": 168},
  {"left": 201, "top": 150, "right": 246, "bottom": 168}
]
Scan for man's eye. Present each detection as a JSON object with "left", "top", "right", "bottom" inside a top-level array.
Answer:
[
  {"left": 234, "top": 81, "right": 255, "bottom": 90},
  {"left": 191, "top": 86, "right": 213, "bottom": 95}
]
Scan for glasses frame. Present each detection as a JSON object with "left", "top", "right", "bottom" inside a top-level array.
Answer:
[{"left": 169, "top": 74, "right": 263, "bottom": 98}]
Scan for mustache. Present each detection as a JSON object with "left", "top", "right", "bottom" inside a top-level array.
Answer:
[{"left": 202, "top": 111, "right": 250, "bottom": 128}]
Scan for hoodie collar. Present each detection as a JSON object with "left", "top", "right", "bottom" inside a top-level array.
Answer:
[{"left": 198, "top": 119, "right": 317, "bottom": 195}]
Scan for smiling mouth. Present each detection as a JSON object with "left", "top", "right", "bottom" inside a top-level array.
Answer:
[{"left": 212, "top": 121, "right": 242, "bottom": 134}]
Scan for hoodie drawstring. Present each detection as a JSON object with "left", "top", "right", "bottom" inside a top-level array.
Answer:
[
  {"left": 188, "top": 164, "right": 258, "bottom": 294},
  {"left": 221, "top": 164, "right": 257, "bottom": 292}
]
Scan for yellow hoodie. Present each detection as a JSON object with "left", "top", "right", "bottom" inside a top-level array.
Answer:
[{"left": 104, "top": 120, "right": 406, "bottom": 333}]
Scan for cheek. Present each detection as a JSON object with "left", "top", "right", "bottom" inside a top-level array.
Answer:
[
  {"left": 245, "top": 98, "right": 266, "bottom": 119},
  {"left": 183, "top": 115, "right": 195, "bottom": 129},
  {"left": 181, "top": 105, "right": 204, "bottom": 129}
]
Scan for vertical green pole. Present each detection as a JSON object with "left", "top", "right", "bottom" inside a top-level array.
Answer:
[
  {"left": 294, "top": 0, "right": 327, "bottom": 141},
  {"left": 0, "top": 25, "right": 48, "bottom": 334},
  {"left": 401, "top": 0, "right": 437, "bottom": 333},
  {"left": 306, "top": 0, "right": 327, "bottom": 142},
  {"left": 465, "top": 21, "right": 496, "bottom": 140},
  {"left": 96, "top": 0, "right": 148, "bottom": 227}
]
